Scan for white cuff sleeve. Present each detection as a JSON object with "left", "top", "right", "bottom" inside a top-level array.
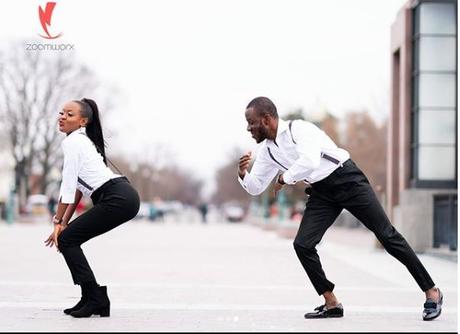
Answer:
[
  {"left": 282, "top": 171, "right": 297, "bottom": 185},
  {"left": 60, "top": 190, "right": 77, "bottom": 204},
  {"left": 237, "top": 171, "right": 249, "bottom": 190}
]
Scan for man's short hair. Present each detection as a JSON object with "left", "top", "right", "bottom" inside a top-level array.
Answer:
[{"left": 246, "top": 97, "right": 278, "bottom": 118}]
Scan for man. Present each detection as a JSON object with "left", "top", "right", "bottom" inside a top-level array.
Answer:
[
  {"left": 237, "top": 96, "right": 442, "bottom": 320},
  {"left": 199, "top": 202, "right": 208, "bottom": 223}
]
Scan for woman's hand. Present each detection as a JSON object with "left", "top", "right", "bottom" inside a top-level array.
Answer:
[{"left": 44, "top": 223, "right": 67, "bottom": 251}]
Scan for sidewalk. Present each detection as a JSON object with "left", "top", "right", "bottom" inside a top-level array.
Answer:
[
  {"left": 0, "top": 220, "right": 457, "bottom": 332},
  {"left": 257, "top": 215, "right": 458, "bottom": 262}
]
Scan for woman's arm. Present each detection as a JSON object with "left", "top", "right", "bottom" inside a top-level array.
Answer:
[
  {"left": 61, "top": 190, "right": 83, "bottom": 225},
  {"left": 46, "top": 137, "right": 83, "bottom": 249},
  {"left": 54, "top": 198, "right": 69, "bottom": 223},
  {"left": 44, "top": 190, "right": 82, "bottom": 249},
  {"left": 44, "top": 197, "right": 69, "bottom": 249}
]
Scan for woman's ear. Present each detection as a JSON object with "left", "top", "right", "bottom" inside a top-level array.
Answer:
[{"left": 80, "top": 118, "right": 88, "bottom": 127}]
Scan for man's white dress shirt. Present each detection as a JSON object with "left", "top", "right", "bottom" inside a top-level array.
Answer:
[
  {"left": 59, "top": 127, "right": 120, "bottom": 204},
  {"left": 238, "top": 119, "right": 350, "bottom": 196}
]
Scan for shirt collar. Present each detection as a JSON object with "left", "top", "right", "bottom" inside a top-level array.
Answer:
[
  {"left": 274, "top": 118, "right": 288, "bottom": 142},
  {"left": 65, "top": 127, "right": 86, "bottom": 140},
  {"left": 70, "top": 127, "right": 86, "bottom": 136},
  {"left": 265, "top": 119, "right": 288, "bottom": 146}
]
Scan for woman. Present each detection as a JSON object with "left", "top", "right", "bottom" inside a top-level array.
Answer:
[{"left": 44, "top": 98, "right": 140, "bottom": 318}]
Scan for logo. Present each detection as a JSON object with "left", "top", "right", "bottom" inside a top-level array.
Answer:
[{"left": 38, "top": 2, "right": 63, "bottom": 39}]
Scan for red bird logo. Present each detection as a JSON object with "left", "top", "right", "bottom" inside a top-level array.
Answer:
[{"left": 38, "top": 2, "right": 63, "bottom": 39}]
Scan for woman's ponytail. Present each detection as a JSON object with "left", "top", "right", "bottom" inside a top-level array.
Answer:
[{"left": 80, "top": 98, "right": 107, "bottom": 165}]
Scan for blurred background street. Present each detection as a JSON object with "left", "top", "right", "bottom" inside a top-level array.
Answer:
[
  {"left": 0, "top": 214, "right": 456, "bottom": 332},
  {"left": 0, "top": 0, "right": 457, "bottom": 332}
]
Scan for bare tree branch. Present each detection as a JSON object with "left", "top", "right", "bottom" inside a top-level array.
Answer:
[{"left": 0, "top": 42, "right": 108, "bottom": 205}]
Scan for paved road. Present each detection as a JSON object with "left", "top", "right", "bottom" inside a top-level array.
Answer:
[{"left": 0, "top": 219, "right": 457, "bottom": 332}]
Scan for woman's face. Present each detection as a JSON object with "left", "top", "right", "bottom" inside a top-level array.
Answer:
[{"left": 58, "top": 101, "right": 88, "bottom": 134}]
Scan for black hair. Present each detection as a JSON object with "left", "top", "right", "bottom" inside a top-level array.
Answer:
[
  {"left": 246, "top": 96, "right": 278, "bottom": 119},
  {"left": 73, "top": 98, "right": 107, "bottom": 165}
]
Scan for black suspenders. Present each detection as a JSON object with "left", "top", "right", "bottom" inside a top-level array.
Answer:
[
  {"left": 77, "top": 177, "right": 93, "bottom": 191},
  {"left": 267, "top": 147, "right": 288, "bottom": 171},
  {"left": 267, "top": 120, "right": 341, "bottom": 168},
  {"left": 288, "top": 120, "right": 296, "bottom": 144}
]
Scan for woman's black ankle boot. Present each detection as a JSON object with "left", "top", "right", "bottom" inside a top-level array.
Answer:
[
  {"left": 70, "top": 286, "right": 110, "bottom": 318},
  {"left": 63, "top": 285, "right": 88, "bottom": 315}
]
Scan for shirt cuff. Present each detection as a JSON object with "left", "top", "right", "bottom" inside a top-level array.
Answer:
[
  {"left": 237, "top": 171, "right": 248, "bottom": 190},
  {"left": 282, "top": 171, "right": 297, "bottom": 185},
  {"left": 60, "top": 191, "right": 76, "bottom": 204}
]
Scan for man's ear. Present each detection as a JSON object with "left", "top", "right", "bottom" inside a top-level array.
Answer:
[{"left": 261, "top": 114, "right": 271, "bottom": 127}]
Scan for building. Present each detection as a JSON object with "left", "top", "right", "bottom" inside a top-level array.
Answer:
[{"left": 388, "top": 0, "right": 457, "bottom": 253}]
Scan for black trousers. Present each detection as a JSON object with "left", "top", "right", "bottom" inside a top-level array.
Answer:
[
  {"left": 58, "top": 177, "right": 140, "bottom": 285},
  {"left": 293, "top": 159, "right": 435, "bottom": 296}
]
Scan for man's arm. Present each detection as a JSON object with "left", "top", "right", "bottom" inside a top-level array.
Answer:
[{"left": 237, "top": 149, "right": 278, "bottom": 196}]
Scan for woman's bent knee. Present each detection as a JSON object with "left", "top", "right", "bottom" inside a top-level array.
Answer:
[{"left": 293, "top": 239, "right": 315, "bottom": 252}]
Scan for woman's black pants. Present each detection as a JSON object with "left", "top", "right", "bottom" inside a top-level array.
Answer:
[
  {"left": 293, "top": 159, "right": 435, "bottom": 296},
  {"left": 58, "top": 177, "right": 140, "bottom": 285}
]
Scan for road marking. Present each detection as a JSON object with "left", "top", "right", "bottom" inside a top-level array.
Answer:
[
  {"left": 0, "top": 302, "right": 456, "bottom": 314},
  {"left": 0, "top": 281, "right": 456, "bottom": 292}
]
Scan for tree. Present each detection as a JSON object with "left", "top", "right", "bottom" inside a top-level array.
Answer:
[
  {"left": 0, "top": 43, "right": 100, "bottom": 206},
  {"left": 283, "top": 108, "right": 306, "bottom": 121},
  {"left": 342, "top": 111, "right": 387, "bottom": 192},
  {"left": 211, "top": 148, "right": 250, "bottom": 206},
  {"left": 319, "top": 113, "right": 341, "bottom": 145},
  {"left": 111, "top": 152, "right": 204, "bottom": 206}
]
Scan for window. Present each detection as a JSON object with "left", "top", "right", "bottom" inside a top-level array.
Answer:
[{"left": 411, "top": 0, "right": 457, "bottom": 187}]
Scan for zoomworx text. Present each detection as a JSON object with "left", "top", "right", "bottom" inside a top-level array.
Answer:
[{"left": 26, "top": 43, "right": 75, "bottom": 51}]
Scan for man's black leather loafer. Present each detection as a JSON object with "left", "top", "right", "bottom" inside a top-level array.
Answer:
[
  {"left": 304, "top": 303, "right": 344, "bottom": 319},
  {"left": 423, "top": 288, "right": 443, "bottom": 321}
]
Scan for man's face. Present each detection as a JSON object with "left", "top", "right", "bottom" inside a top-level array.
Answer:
[{"left": 245, "top": 107, "right": 269, "bottom": 143}]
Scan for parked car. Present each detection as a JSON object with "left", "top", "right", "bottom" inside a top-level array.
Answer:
[
  {"left": 222, "top": 203, "right": 245, "bottom": 222},
  {"left": 25, "top": 194, "right": 49, "bottom": 216}
]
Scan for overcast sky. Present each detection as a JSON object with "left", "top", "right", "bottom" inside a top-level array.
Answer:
[{"left": 1, "top": 0, "right": 407, "bottom": 197}]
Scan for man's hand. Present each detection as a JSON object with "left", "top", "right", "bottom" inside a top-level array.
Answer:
[{"left": 238, "top": 151, "right": 252, "bottom": 179}]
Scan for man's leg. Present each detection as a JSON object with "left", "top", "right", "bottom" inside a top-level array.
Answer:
[
  {"left": 342, "top": 177, "right": 443, "bottom": 320},
  {"left": 293, "top": 191, "right": 342, "bottom": 299},
  {"left": 342, "top": 179, "right": 435, "bottom": 293}
]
